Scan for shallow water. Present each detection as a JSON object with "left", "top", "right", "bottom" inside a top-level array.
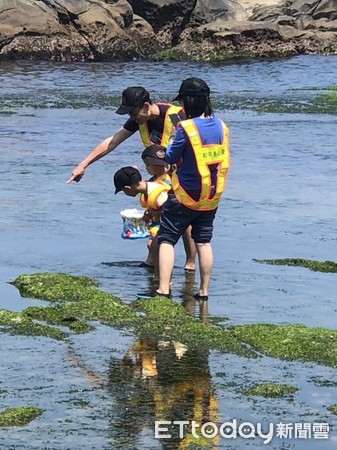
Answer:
[{"left": 1, "top": 56, "right": 337, "bottom": 449}]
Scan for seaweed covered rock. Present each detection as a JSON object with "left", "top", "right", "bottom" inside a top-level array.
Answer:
[
  {"left": 254, "top": 258, "right": 337, "bottom": 272},
  {"left": 0, "top": 406, "right": 43, "bottom": 427}
]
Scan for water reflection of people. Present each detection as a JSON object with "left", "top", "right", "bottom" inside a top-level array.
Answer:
[
  {"left": 107, "top": 335, "right": 219, "bottom": 450},
  {"left": 180, "top": 270, "right": 210, "bottom": 324},
  {"left": 68, "top": 271, "right": 217, "bottom": 449}
]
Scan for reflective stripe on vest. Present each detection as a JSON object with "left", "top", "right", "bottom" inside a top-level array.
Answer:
[
  {"left": 139, "top": 104, "right": 183, "bottom": 148},
  {"left": 139, "top": 181, "right": 171, "bottom": 210},
  {"left": 171, "top": 119, "right": 230, "bottom": 211}
]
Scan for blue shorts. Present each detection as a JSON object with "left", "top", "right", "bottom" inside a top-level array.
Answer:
[{"left": 158, "top": 191, "right": 217, "bottom": 246}]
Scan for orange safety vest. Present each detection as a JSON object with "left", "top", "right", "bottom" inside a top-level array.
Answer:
[
  {"left": 139, "top": 104, "right": 183, "bottom": 147},
  {"left": 139, "top": 180, "right": 171, "bottom": 210},
  {"left": 171, "top": 119, "right": 230, "bottom": 211}
]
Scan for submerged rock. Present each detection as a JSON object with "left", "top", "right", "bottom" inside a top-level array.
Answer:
[
  {"left": 0, "top": 406, "right": 43, "bottom": 427},
  {"left": 233, "top": 323, "right": 337, "bottom": 368},
  {"left": 7, "top": 272, "right": 337, "bottom": 371},
  {"left": 253, "top": 258, "right": 337, "bottom": 272},
  {"left": 242, "top": 382, "right": 298, "bottom": 398}
]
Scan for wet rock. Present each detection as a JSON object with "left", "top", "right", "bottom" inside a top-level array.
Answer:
[
  {"left": 0, "top": 406, "right": 43, "bottom": 427},
  {"left": 0, "top": 0, "right": 156, "bottom": 61},
  {"left": 1, "top": 0, "right": 337, "bottom": 60}
]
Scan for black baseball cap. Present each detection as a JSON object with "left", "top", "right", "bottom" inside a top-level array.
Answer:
[
  {"left": 115, "top": 87, "right": 151, "bottom": 115},
  {"left": 173, "top": 77, "right": 210, "bottom": 101},
  {"left": 142, "top": 144, "right": 168, "bottom": 167},
  {"left": 113, "top": 166, "right": 142, "bottom": 194}
]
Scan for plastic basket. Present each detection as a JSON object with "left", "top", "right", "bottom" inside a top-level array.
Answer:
[{"left": 120, "top": 209, "right": 150, "bottom": 239}]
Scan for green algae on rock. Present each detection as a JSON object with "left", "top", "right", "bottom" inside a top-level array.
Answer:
[
  {"left": 10, "top": 272, "right": 337, "bottom": 370},
  {"left": 151, "top": 47, "right": 255, "bottom": 62},
  {"left": 22, "top": 306, "right": 94, "bottom": 334},
  {"left": 242, "top": 383, "right": 298, "bottom": 398},
  {"left": 12, "top": 272, "right": 139, "bottom": 327},
  {"left": 132, "top": 297, "right": 256, "bottom": 358},
  {"left": 253, "top": 258, "right": 337, "bottom": 273},
  {"left": 328, "top": 405, "right": 337, "bottom": 415},
  {"left": 232, "top": 324, "right": 337, "bottom": 368},
  {"left": 12, "top": 272, "right": 100, "bottom": 302},
  {"left": 0, "top": 406, "right": 43, "bottom": 427},
  {"left": 0, "top": 309, "right": 66, "bottom": 340}
]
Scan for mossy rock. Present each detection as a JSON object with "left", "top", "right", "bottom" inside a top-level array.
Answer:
[
  {"left": 328, "top": 404, "right": 337, "bottom": 415},
  {"left": 132, "top": 296, "right": 190, "bottom": 320},
  {"left": 233, "top": 323, "right": 337, "bottom": 368},
  {"left": 0, "top": 406, "right": 42, "bottom": 427},
  {"left": 22, "top": 306, "right": 94, "bottom": 334},
  {"left": 9, "top": 272, "right": 337, "bottom": 369},
  {"left": 0, "top": 309, "right": 66, "bottom": 340},
  {"left": 253, "top": 258, "right": 337, "bottom": 273},
  {"left": 11, "top": 272, "right": 138, "bottom": 327},
  {"left": 242, "top": 383, "right": 298, "bottom": 398},
  {"left": 132, "top": 297, "right": 256, "bottom": 358},
  {"left": 11, "top": 272, "right": 100, "bottom": 302}
]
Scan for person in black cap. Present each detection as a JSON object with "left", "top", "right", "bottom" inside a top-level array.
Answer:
[
  {"left": 67, "top": 86, "right": 183, "bottom": 184},
  {"left": 67, "top": 85, "right": 197, "bottom": 273},
  {"left": 153, "top": 77, "right": 231, "bottom": 300}
]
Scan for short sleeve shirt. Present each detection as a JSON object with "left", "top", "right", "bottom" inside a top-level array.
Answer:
[{"left": 123, "top": 103, "right": 186, "bottom": 145}]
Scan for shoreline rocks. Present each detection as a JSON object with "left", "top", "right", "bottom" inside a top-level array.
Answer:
[{"left": 0, "top": 0, "right": 336, "bottom": 61}]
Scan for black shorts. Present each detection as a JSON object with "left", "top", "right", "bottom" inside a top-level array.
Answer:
[{"left": 158, "top": 191, "right": 217, "bottom": 246}]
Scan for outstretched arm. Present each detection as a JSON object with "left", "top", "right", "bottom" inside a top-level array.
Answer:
[{"left": 66, "top": 127, "right": 134, "bottom": 183}]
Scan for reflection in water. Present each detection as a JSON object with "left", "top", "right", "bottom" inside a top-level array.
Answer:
[
  {"left": 107, "top": 338, "right": 219, "bottom": 450},
  {"left": 107, "top": 289, "right": 218, "bottom": 450},
  {"left": 67, "top": 270, "right": 218, "bottom": 449}
]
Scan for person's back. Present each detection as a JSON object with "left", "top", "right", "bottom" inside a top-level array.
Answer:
[{"left": 155, "top": 77, "right": 230, "bottom": 299}]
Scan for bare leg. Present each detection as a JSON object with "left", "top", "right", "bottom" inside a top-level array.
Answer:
[
  {"left": 195, "top": 243, "right": 213, "bottom": 296},
  {"left": 143, "top": 238, "right": 154, "bottom": 267},
  {"left": 151, "top": 237, "right": 159, "bottom": 281},
  {"left": 157, "top": 242, "right": 174, "bottom": 295},
  {"left": 182, "top": 226, "right": 197, "bottom": 271}
]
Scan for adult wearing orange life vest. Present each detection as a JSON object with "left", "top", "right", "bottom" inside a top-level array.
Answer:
[
  {"left": 156, "top": 78, "right": 230, "bottom": 300},
  {"left": 67, "top": 86, "right": 197, "bottom": 271}
]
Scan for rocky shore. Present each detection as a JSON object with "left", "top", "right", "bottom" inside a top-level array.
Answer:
[{"left": 1, "top": 0, "right": 337, "bottom": 61}]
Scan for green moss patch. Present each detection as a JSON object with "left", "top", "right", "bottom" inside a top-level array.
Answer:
[
  {"left": 12, "top": 272, "right": 100, "bottom": 302},
  {"left": 0, "top": 406, "right": 43, "bottom": 427},
  {"left": 12, "top": 272, "right": 138, "bottom": 327},
  {"left": 132, "top": 297, "right": 256, "bottom": 357},
  {"left": 22, "top": 306, "right": 94, "bottom": 334},
  {"left": 328, "top": 404, "right": 337, "bottom": 415},
  {"left": 253, "top": 258, "right": 337, "bottom": 273},
  {"left": 9, "top": 272, "right": 337, "bottom": 370},
  {"left": 232, "top": 323, "right": 337, "bottom": 368},
  {"left": 242, "top": 383, "right": 298, "bottom": 398},
  {"left": 0, "top": 309, "right": 66, "bottom": 340},
  {"left": 132, "top": 296, "right": 189, "bottom": 320}
]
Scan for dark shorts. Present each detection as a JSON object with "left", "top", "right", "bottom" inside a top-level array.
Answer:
[{"left": 158, "top": 191, "right": 217, "bottom": 246}]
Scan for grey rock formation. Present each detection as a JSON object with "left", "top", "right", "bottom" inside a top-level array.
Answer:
[
  {"left": 0, "top": 0, "right": 336, "bottom": 61},
  {"left": 0, "top": 0, "right": 155, "bottom": 61}
]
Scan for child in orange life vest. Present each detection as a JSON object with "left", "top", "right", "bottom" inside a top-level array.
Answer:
[
  {"left": 140, "top": 144, "right": 171, "bottom": 270},
  {"left": 113, "top": 162, "right": 170, "bottom": 281}
]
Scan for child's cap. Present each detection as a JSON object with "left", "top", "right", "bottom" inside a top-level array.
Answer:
[
  {"left": 142, "top": 144, "right": 168, "bottom": 167},
  {"left": 114, "top": 166, "right": 142, "bottom": 194}
]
